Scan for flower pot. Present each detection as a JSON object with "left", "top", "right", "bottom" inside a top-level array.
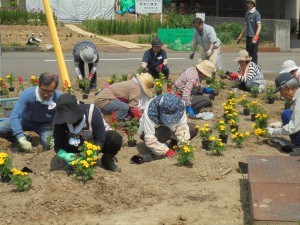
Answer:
[
  {"left": 243, "top": 108, "right": 250, "bottom": 116},
  {"left": 232, "top": 87, "right": 238, "bottom": 93},
  {"left": 84, "top": 88, "right": 90, "bottom": 94},
  {"left": 267, "top": 98, "right": 275, "bottom": 104},
  {"left": 82, "top": 94, "right": 89, "bottom": 99},
  {"left": 1, "top": 175, "right": 11, "bottom": 183},
  {"left": 201, "top": 140, "right": 212, "bottom": 151},
  {"left": 230, "top": 125, "right": 239, "bottom": 133},
  {"left": 156, "top": 90, "right": 162, "bottom": 95},
  {"left": 0, "top": 90, "right": 4, "bottom": 96},
  {"left": 8, "top": 87, "right": 14, "bottom": 92},
  {"left": 219, "top": 134, "right": 228, "bottom": 144},
  {"left": 251, "top": 113, "right": 257, "bottom": 122},
  {"left": 128, "top": 140, "right": 137, "bottom": 147}
]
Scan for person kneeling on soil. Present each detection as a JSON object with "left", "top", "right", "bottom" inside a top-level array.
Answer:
[
  {"left": 0, "top": 73, "right": 60, "bottom": 151},
  {"left": 53, "top": 94, "right": 122, "bottom": 172},
  {"left": 95, "top": 73, "right": 154, "bottom": 122},
  {"left": 174, "top": 60, "right": 215, "bottom": 118},
  {"left": 280, "top": 60, "right": 300, "bottom": 83},
  {"left": 228, "top": 50, "right": 266, "bottom": 93},
  {"left": 138, "top": 94, "right": 198, "bottom": 158},
  {"left": 267, "top": 73, "right": 300, "bottom": 156}
]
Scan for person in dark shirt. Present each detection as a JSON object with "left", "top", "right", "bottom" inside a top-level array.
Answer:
[
  {"left": 141, "top": 38, "right": 169, "bottom": 79},
  {"left": 53, "top": 94, "right": 122, "bottom": 172}
]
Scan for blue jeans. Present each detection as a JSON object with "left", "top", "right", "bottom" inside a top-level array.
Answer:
[
  {"left": 101, "top": 100, "right": 129, "bottom": 120},
  {"left": 281, "top": 109, "right": 300, "bottom": 146},
  {"left": 0, "top": 118, "right": 53, "bottom": 149}
]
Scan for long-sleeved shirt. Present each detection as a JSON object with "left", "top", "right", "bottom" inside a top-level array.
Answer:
[
  {"left": 10, "top": 87, "right": 60, "bottom": 139},
  {"left": 53, "top": 104, "right": 106, "bottom": 153},
  {"left": 174, "top": 67, "right": 202, "bottom": 106},
  {"left": 192, "top": 23, "right": 221, "bottom": 51},
  {"left": 138, "top": 98, "right": 190, "bottom": 156},
  {"left": 95, "top": 79, "right": 142, "bottom": 109},
  {"left": 238, "top": 62, "right": 265, "bottom": 84}
]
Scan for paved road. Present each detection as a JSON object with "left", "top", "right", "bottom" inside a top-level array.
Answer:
[{"left": 1, "top": 51, "right": 299, "bottom": 81}]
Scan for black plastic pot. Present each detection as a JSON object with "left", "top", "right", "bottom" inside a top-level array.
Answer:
[
  {"left": 243, "top": 108, "right": 250, "bottom": 116},
  {"left": 230, "top": 125, "right": 239, "bottom": 133},
  {"left": 8, "top": 87, "right": 15, "bottom": 92},
  {"left": 219, "top": 134, "right": 228, "bottom": 144},
  {"left": 156, "top": 90, "right": 162, "bottom": 95},
  {"left": 202, "top": 140, "right": 212, "bottom": 151},
  {"left": 267, "top": 98, "right": 275, "bottom": 104},
  {"left": 128, "top": 140, "right": 137, "bottom": 147},
  {"left": 251, "top": 113, "right": 257, "bottom": 122},
  {"left": 82, "top": 94, "right": 89, "bottom": 99}
]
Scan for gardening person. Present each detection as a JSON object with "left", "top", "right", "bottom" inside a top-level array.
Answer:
[
  {"left": 267, "top": 73, "right": 300, "bottom": 155},
  {"left": 138, "top": 94, "right": 198, "bottom": 158},
  {"left": 228, "top": 50, "right": 266, "bottom": 93},
  {"left": 95, "top": 73, "right": 154, "bottom": 122},
  {"left": 280, "top": 60, "right": 300, "bottom": 83},
  {"left": 174, "top": 60, "right": 215, "bottom": 118},
  {"left": 73, "top": 40, "right": 99, "bottom": 89},
  {"left": 53, "top": 94, "right": 122, "bottom": 172},
  {"left": 236, "top": 0, "right": 261, "bottom": 64},
  {"left": 141, "top": 37, "right": 169, "bottom": 79},
  {"left": 0, "top": 72, "right": 60, "bottom": 151},
  {"left": 190, "top": 17, "right": 221, "bottom": 68}
]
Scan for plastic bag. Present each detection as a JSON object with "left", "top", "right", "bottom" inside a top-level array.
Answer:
[
  {"left": 195, "top": 112, "right": 214, "bottom": 120},
  {"left": 216, "top": 52, "right": 223, "bottom": 71}
]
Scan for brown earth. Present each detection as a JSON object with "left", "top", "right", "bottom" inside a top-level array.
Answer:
[{"left": 0, "top": 75, "right": 288, "bottom": 225}]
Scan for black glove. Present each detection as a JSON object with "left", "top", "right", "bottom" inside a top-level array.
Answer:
[{"left": 189, "top": 52, "right": 195, "bottom": 60}]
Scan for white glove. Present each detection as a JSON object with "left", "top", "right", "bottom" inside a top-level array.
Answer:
[
  {"left": 78, "top": 75, "right": 83, "bottom": 80},
  {"left": 206, "top": 49, "right": 212, "bottom": 57},
  {"left": 18, "top": 137, "right": 32, "bottom": 152},
  {"left": 267, "top": 127, "right": 282, "bottom": 136},
  {"left": 269, "top": 122, "right": 282, "bottom": 128}
]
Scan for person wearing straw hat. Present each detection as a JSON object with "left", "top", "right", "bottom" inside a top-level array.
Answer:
[
  {"left": 280, "top": 60, "right": 300, "bottom": 83},
  {"left": 229, "top": 50, "right": 266, "bottom": 93},
  {"left": 141, "top": 37, "right": 169, "bottom": 79},
  {"left": 53, "top": 94, "right": 122, "bottom": 172},
  {"left": 174, "top": 60, "right": 215, "bottom": 118},
  {"left": 266, "top": 73, "right": 300, "bottom": 156},
  {"left": 95, "top": 73, "right": 154, "bottom": 122},
  {"left": 73, "top": 41, "right": 99, "bottom": 89},
  {"left": 236, "top": 0, "right": 261, "bottom": 64},
  {"left": 138, "top": 94, "right": 198, "bottom": 158}
]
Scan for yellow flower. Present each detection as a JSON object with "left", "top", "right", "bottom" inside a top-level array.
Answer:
[
  {"left": 245, "top": 131, "right": 250, "bottom": 136},
  {"left": 219, "top": 142, "right": 223, "bottom": 147},
  {"left": 229, "top": 119, "right": 236, "bottom": 125},
  {"left": 220, "top": 125, "right": 225, "bottom": 131},
  {"left": 204, "top": 124, "right": 209, "bottom": 127},
  {"left": 6, "top": 75, "right": 11, "bottom": 79},
  {"left": 0, "top": 78, "right": 3, "bottom": 81},
  {"left": 108, "top": 79, "right": 112, "bottom": 83},
  {"left": 183, "top": 146, "right": 190, "bottom": 153},
  {"left": 173, "top": 145, "right": 178, "bottom": 150},
  {"left": 0, "top": 158, "right": 4, "bottom": 165},
  {"left": 209, "top": 136, "right": 216, "bottom": 141},
  {"left": 87, "top": 157, "right": 93, "bottom": 161},
  {"left": 71, "top": 160, "right": 78, "bottom": 166},
  {"left": 251, "top": 124, "right": 256, "bottom": 128},
  {"left": 239, "top": 133, "right": 244, "bottom": 138},
  {"left": 90, "top": 161, "right": 96, "bottom": 166},
  {"left": 93, "top": 155, "right": 98, "bottom": 161},
  {"left": 231, "top": 128, "right": 236, "bottom": 133},
  {"left": 31, "top": 75, "right": 36, "bottom": 80},
  {"left": 0, "top": 152, "right": 8, "bottom": 158},
  {"left": 195, "top": 125, "right": 200, "bottom": 130},
  {"left": 20, "top": 172, "right": 28, "bottom": 176},
  {"left": 219, "top": 120, "right": 225, "bottom": 124},
  {"left": 86, "top": 150, "right": 93, "bottom": 156}
]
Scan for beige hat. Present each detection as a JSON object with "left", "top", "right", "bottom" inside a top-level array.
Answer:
[
  {"left": 234, "top": 50, "right": 252, "bottom": 62},
  {"left": 195, "top": 60, "right": 215, "bottom": 78},
  {"left": 247, "top": 0, "right": 256, "bottom": 5},
  {"left": 80, "top": 47, "right": 97, "bottom": 63},
  {"left": 280, "top": 60, "right": 298, "bottom": 74},
  {"left": 135, "top": 73, "right": 154, "bottom": 97}
]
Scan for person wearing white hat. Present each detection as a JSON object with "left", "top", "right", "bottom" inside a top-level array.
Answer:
[
  {"left": 236, "top": 0, "right": 261, "bottom": 64},
  {"left": 174, "top": 60, "right": 215, "bottom": 118},
  {"left": 280, "top": 60, "right": 300, "bottom": 83},
  {"left": 73, "top": 41, "right": 99, "bottom": 89},
  {"left": 229, "top": 50, "right": 266, "bottom": 93}
]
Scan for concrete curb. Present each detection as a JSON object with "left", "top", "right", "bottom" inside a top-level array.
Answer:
[{"left": 2, "top": 46, "right": 41, "bottom": 52}]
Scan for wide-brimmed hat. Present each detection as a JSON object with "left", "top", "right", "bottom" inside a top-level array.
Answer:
[
  {"left": 274, "top": 72, "right": 294, "bottom": 93},
  {"left": 80, "top": 46, "right": 97, "bottom": 63},
  {"left": 135, "top": 73, "right": 154, "bottom": 97},
  {"left": 195, "top": 60, "right": 215, "bottom": 78},
  {"left": 247, "top": 0, "right": 256, "bottom": 5},
  {"left": 234, "top": 50, "right": 252, "bottom": 62},
  {"left": 280, "top": 60, "right": 298, "bottom": 74},
  {"left": 53, "top": 94, "right": 86, "bottom": 124},
  {"left": 148, "top": 94, "right": 184, "bottom": 125},
  {"left": 151, "top": 37, "right": 163, "bottom": 47}
]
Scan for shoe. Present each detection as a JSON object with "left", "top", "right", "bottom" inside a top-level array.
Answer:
[
  {"left": 289, "top": 145, "right": 300, "bottom": 156},
  {"left": 101, "top": 155, "right": 121, "bottom": 172},
  {"left": 281, "top": 145, "right": 293, "bottom": 153}
]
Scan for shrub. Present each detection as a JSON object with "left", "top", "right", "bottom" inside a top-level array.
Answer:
[{"left": 215, "top": 22, "right": 242, "bottom": 44}]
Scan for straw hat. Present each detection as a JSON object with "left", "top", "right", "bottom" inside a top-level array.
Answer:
[
  {"left": 234, "top": 50, "right": 252, "bottom": 62},
  {"left": 80, "top": 47, "right": 97, "bottom": 63},
  {"left": 135, "top": 73, "right": 154, "bottom": 97},
  {"left": 195, "top": 60, "right": 215, "bottom": 78}
]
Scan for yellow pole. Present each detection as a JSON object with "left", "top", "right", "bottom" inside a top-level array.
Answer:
[{"left": 42, "top": 0, "right": 71, "bottom": 87}]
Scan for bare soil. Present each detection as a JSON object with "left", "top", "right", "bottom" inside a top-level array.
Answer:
[{"left": 0, "top": 75, "right": 287, "bottom": 225}]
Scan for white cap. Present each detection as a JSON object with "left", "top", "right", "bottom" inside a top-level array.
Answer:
[
  {"left": 79, "top": 47, "right": 97, "bottom": 63},
  {"left": 280, "top": 60, "right": 298, "bottom": 74}
]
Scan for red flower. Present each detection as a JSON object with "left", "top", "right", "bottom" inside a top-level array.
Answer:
[
  {"left": 2, "top": 81, "right": 7, "bottom": 89},
  {"left": 18, "top": 76, "right": 23, "bottom": 85},
  {"left": 167, "top": 87, "right": 172, "bottom": 93}
]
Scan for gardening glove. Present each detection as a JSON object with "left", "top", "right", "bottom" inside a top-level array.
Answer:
[
  {"left": 189, "top": 52, "right": 195, "bottom": 60},
  {"left": 129, "top": 107, "right": 142, "bottom": 119},
  {"left": 269, "top": 122, "right": 282, "bottom": 128},
  {"left": 56, "top": 149, "right": 76, "bottom": 165},
  {"left": 203, "top": 87, "right": 214, "bottom": 94},
  {"left": 236, "top": 33, "right": 243, "bottom": 43},
  {"left": 252, "top": 34, "right": 259, "bottom": 44},
  {"left": 267, "top": 127, "right": 282, "bottom": 136},
  {"left": 88, "top": 72, "right": 93, "bottom": 79},
  {"left": 165, "top": 149, "right": 176, "bottom": 158},
  {"left": 157, "top": 64, "right": 164, "bottom": 72},
  {"left": 48, "top": 138, "right": 54, "bottom": 149},
  {"left": 186, "top": 106, "right": 195, "bottom": 118},
  {"left": 206, "top": 49, "right": 212, "bottom": 57},
  {"left": 18, "top": 137, "right": 32, "bottom": 152},
  {"left": 229, "top": 73, "right": 239, "bottom": 79}
]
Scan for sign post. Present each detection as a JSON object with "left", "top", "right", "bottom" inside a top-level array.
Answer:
[{"left": 135, "top": 0, "right": 163, "bottom": 23}]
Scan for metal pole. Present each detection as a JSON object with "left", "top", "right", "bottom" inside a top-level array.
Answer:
[{"left": 0, "top": 33, "right": 2, "bottom": 78}]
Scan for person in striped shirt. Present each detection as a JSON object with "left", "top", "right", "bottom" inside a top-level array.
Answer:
[{"left": 229, "top": 50, "right": 266, "bottom": 93}]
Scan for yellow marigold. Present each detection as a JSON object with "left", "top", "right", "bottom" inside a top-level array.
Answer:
[
  {"left": 204, "top": 128, "right": 210, "bottom": 132},
  {"left": 0, "top": 78, "right": 3, "bottom": 81},
  {"left": 229, "top": 119, "right": 236, "bottom": 125},
  {"left": 90, "top": 161, "right": 96, "bottom": 166},
  {"left": 209, "top": 136, "right": 216, "bottom": 141},
  {"left": 245, "top": 131, "right": 250, "bottom": 136},
  {"left": 0, "top": 158, "right": 4, "bottom": 165},
  {"left": 232, "top": 134, "right": 237, "bottom": 139},
  {"left": 219, "top": 120, "right": 225, "bottom": 124},
  {"left": 193, "top": 146, "right": 197, "bottom": 151},
  {"left": 93, "top": 155, "right": 98, "bottom": 161},
  {"left": 107, "top": 79, "right": 112, "bottom": 83},
  {"left": 87, "top": 157, "right": 93, "bottom": 161},
  {"left": 11, "top": 168, "right": 22, "bottom": 175},
  {"left": 86, "top": 150, "right": 93, "bottom": 156},
  {"left": 183, "top": 146, "right": 190, "bottom": 153},
  {"left": 195, "top": 125, "right": 200, "bottom": 129},
  {"left": 239, "top": 133, "right": 244, "bottom": 137},
  {"left": 20, "top": 172, "right": 28, "bottom": 176},
  {"left": 71, "top": 160, "right": 78, "bottom": 166},
  {"left": 229, "top": 91, "right": 233, "bottom": 94},
  {"left": 173, "top": 145, "right": 178, "bottom": 150},
  {"left": 31, "top": 75, "right": 36, "bottom": 79},
  {"left": 219, "top": 142, "right": 223, "bottom": 147},
  {"left": 204, "top": 123, "right": 209, "bottom": 127},
  {"left": 0, "top": 152, "right": 8, "bottom": 158},
  {"left": 231, "top": 128, "right": 236, "bottom": 133},
  {"left": 252, "top": 124, "right": 256, "bottom": 128},
  {"left": 220, "top": 125, "right": 225, "bottom": 131},
  {"left": 6, "top": 75, "right": 11, "bottom": 79}
]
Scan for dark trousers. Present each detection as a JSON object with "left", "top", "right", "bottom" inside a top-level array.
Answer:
[
  {"left": 246, "top": 36, "right": 259, "bottom": 65},
  {"left": 79, "top": 59, "right": 97, "bottom": 88},
  {"left": 148, "top": 66, "right": 170, "bottom": 79},
  {"left": 281, "top": 109, "right": 300, "bottom": 146},
  {"left": 102, "top": 130, "right": 122, "bottom": 156},
  {"left": 191, "top": 95, "right": 212, "bottom": 114},
  {"left": 140, "top": 123, "right": 198, "bottom": 148}
]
